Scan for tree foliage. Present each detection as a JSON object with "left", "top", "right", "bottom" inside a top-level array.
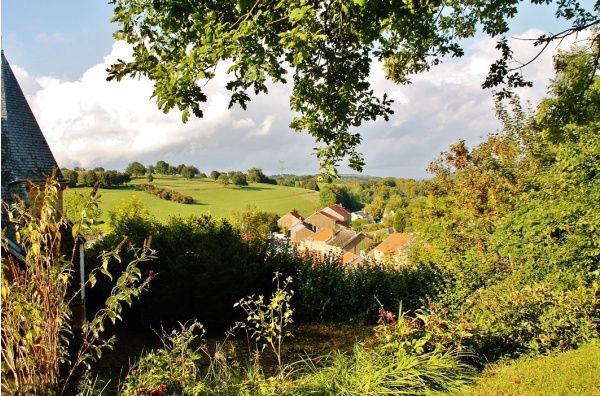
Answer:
[
  {"left": 414, "top": 43, "right": 600, "bottom": 359},
  {"left": 108, "top": 0, "right": 598, "bottom": 175},
  {"left": 126, "top": 161, "right": 147, "bottom": 177}
]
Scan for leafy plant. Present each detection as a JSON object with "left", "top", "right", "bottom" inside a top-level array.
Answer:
[
  {"left": 120, "top": 321, "right": 207, "bottom": 396},
  {"left": 1, "top": 175, "right": 155, "bottom": 394},
  {"left": 234, "top": 272, "right": 295, "bottom": 372}
]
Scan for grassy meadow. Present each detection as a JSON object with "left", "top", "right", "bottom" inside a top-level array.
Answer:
[{"left": 65, "top": 175, "right": 321, "bottom": 225}]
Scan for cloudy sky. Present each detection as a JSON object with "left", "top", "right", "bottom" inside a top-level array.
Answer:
[{"left": 2, "top": 1, "right": 594, "bottom": 179}]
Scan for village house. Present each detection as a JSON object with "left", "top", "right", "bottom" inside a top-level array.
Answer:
[
  {"left": 277, "top": 210, "right": 304, "bottom": 234},
  {"left": 300, "top": 227, "right": 371, "bottom": 262},
  {"left": 289, "top": 222, "right": 315, "bottom": 243},
  {"left": 320, "top": 203, "right": 351, "bottom": 225}
]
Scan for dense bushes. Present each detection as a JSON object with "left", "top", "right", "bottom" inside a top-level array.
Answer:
[
  {"left": 293, "top": 255, "right": 441, "bottom": 323},
  {"left": 139, "top": 183, "right": 193, "bottom": 204},
  {"left": 86, "top": 207, "right": 437, "bottom": 333}
]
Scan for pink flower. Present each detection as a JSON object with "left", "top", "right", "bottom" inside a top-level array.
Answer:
[{"left": 146, "top": 270, "right": 155, "bottom": 282}]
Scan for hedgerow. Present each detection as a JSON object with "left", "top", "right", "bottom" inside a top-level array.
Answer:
[{"left": 140, "top": 183, "right": 193, "bottom": 204}]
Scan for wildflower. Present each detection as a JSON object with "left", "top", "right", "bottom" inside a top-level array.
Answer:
[{"left": 146, "top": 270, "right": 156, "bottom": 282}]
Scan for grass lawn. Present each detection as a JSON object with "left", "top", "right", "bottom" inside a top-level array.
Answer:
[
  {"left": 456, "top": 341, "right": 600, "bottom": 396},
  {"left": 65, "top": 175, "right": 321, "bottom": 225}
]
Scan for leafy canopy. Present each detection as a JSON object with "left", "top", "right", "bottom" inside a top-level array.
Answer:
[{"left": 108, "top": 0, "right": 599, "bottom": 175}]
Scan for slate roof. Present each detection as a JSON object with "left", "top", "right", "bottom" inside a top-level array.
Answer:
[
  {"left": 1, "top": 50, "right": 64, "bottom": 186},
  {"left": 1, "top": 51, "right": 64, "bottom": 238},
  {"left": 328, "top": 229, "right": 364, "bottom": 248}
]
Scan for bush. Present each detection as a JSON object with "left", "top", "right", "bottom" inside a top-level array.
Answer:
[
  {"left": 139, "top": 183, "right": 193, "bottom": 204},
  {"left": 1, "top": 176, "right": 154, "bottom": 394},
  {"left": 86, "top": 215, "right": 303, "bottom": 333},
  {"left": 293, "top": 254, "right": 441, "bottom": 324},
  {"left": 463, "top": 274, "right": 600, "bottom": 361}
]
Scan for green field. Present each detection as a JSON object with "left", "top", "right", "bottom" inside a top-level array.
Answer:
[{"left": 65, "top": 175, "right": 321, "bottom": 225}]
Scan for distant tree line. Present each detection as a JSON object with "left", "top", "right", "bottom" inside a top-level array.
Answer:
[
  {"left": 61, "top": 168, "right": 131, "bottom": 189},
  {"left": 275, "top": 174, "right": 320, "bottom": 191}
]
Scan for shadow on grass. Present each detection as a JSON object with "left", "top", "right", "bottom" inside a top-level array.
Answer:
[{"left": 233, "top": 185, "right": 270, "bottom": 191}]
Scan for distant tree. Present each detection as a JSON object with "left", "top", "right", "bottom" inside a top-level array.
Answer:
[
  {"left": 231, "top": 172, "right": 248, "bottom": 187},
  {"left": 63, "top": 169, "right": 78, "bottom": 188},
  {"left": 121, "top": 172, "right": 132, "bottom": 185},
  {"left": 319, "top": 185, "right": 338, "bottom": 207},
  {"left": 247, "top": 167, "right": 266, "bottom": 183},
  {"left": 73, "top": 166, "right": 83, "bottom": 171},
  {"left": 229, "top": 205, "right": 279, "bottom": 238},
  {"left": 126, "top": 161, "right": 147, "bottom": 177},
  {"left": 147, "top": 165, "right": 155, "bottom": 174},
  {"left": 167, "top": 165, "right": 177, "bottom": 175},
  {"left": 364, "top": 195, "right": 386, "bottom": 221},
  {"left": 319, "top": 184, "right": 359, "bottom": 210},
  {"left": 93, "top": 166, "right": 105, "bottom": 172},
  {"left": 83, "top": 170, "right": 99, "bottom": 187},
  {"left": 393, "top": 211, "right": 407, "bottom": 233},
  {"left": 147, "top": 173, "right": 154, "bottom": 182},
  {"left": 155, "top": 160, "right": 170, "bottom": 175},
  {"left": 98, "top": 172, "right": 112, "bottom": 188},
  {"left": 302, "top": 178, "right": 319, "bottom": 191},
  {"left": 210, "top": 170, "right": 221, "bottom": 180},
  {"left": 218, "top": 173, "right": 230, "bottom": 186},
  {"left": 379, "top": 177, "right": 397, "bottom": 187},
  {"left": 176, "top": 164, "right": 186, "bottom": 175},
  {"left": 198, "top": 172, "right": 208, "bottom": 179},
  {"left": 181, "top": 165, "right": 199, "bottom": 179}
]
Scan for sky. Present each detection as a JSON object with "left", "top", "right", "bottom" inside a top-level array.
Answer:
[{"left": 1, "top": 1, "right": 596, "bottom": 179}]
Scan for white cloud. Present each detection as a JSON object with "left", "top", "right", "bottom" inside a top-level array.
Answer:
[{"left": 18, "top": 27, "right": 590, "bottom": 178}]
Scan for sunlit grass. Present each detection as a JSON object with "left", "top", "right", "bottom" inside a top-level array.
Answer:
[
  {"left": 65, "top": 175, "right": 320, "bottom": 226},
  {"left": 455, "top": 341, "right": 600, "bottom": 396}
]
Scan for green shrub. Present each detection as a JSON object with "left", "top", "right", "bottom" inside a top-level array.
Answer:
[
  {"left": 293, "top": 255, "right": 441, "bottom": 323},
  {"left": 140, "top": 183, "right": 194, "bottom": 204},
  {"left": 463, "top": 275, "right": 600, "bottom": 361},
  {"left": 86, "top": 215, "right": 303, "bottom": 333}
]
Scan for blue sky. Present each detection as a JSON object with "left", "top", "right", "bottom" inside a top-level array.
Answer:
[{"left": 2, "top": 1, "right": 596, "bottom": 178}]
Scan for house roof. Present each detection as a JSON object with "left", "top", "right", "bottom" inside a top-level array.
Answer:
[
  {"left": 290, "top": 222, "right": 309, "bottom": 232},
  {"left": 374, "top": 233, "right": 414, "bottom": 254},
  {"left": 309, "top": 228, "right": 335, "bottom": 242},
  {"left": 305, "top": 211, "right": 340, "bottom": 228},
  {"left": 326, "top": 204, "right": 350, "bottom": 219},
  {"left": 1, "top": 51, "right": 64, "bottom": 185},
  {"left": 289, "top": 210, "right": 304, "bottom": 220},
  {"left": 328, "top": 229, "right": 364, "bottom": 248},
  {"left": 342, "top": 251, "right": 359, "bottom": 265}
]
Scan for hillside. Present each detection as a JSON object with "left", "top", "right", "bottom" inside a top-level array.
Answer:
[{"left": 64, "top": 175, "right": 321, "bottom": 225}]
